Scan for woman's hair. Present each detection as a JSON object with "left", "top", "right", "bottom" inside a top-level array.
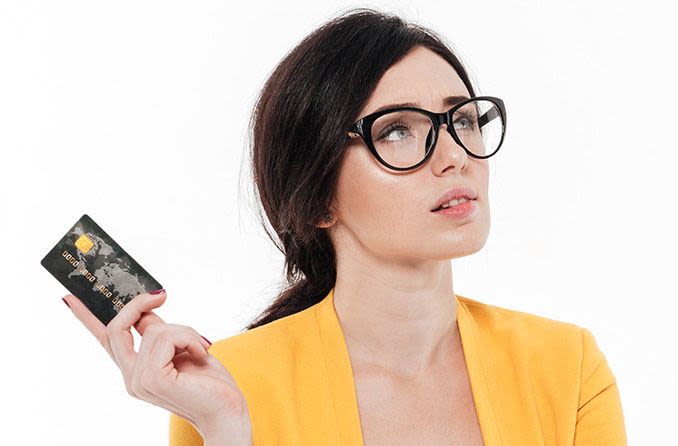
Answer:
[{"left": 244, "top": 7, "right": 477, "bottom": 330}]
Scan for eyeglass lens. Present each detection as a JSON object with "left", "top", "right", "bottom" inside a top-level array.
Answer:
[{"left": 370, "top": 99, "right": 504, "bottom": 168}]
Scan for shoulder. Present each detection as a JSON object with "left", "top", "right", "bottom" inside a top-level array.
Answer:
[
  {"left": 206, "top": 302, "right": 320, "bottom": 381},
  {"left": 456, "top": 294, "right": 593, "bottom": 366},
  {"left": 457, "top": 295, "right": 626, "bottom": 440},
  {"left": 457, "top": 294, "right": 618, "bottom": 395},
  {"left": 456, "top": 293, "right": 584, "bottom": 335},
  {"left": 457, "top": 294, "right": 620, "bottom": 406}
]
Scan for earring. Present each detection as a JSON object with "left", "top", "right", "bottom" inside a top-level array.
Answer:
[{"left": 323, "top": 212, "right": 333, "bottom": 222}]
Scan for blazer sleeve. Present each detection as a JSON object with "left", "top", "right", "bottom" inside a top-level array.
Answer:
[
  {"left": 169, "top": 412, "right": 204, "bottom": 446},
  {"left": 574, "top": 327, "right": 628, "bottom": 445}
]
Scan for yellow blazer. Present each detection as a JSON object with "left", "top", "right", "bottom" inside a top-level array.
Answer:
[{"left": 169, "top": 288, "right": 627, "bottom": 445}]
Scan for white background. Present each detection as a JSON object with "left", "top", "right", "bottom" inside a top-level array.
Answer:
[{"left": 1, "top": 0, "right": 675, "bottom": 444}]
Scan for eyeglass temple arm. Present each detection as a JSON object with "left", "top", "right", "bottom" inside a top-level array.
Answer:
[
  {"left": 478, "top": 104, "right": 501, "bottom": 129},
  {"left": 346, "top": 122, "right": 361, "bottom": 139}
]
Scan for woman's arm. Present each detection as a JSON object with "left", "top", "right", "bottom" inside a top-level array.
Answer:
[{"left": 574, "top": 327, "right": 628, "bottom": 445}]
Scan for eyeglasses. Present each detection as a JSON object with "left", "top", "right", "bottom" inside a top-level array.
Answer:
[{"left": 345, "top": 96, "right": 507, "bottom": 171}]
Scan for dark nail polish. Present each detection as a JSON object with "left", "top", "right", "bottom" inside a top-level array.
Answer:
[
  {"left": 150, "top": 288, "right": 166, "bottom": 295},
  {"left": 201, "top": 335, "right": 212, "bottom": 346},
  {"left": 62, "top": 297, "right": 71, "bottom": 309}
]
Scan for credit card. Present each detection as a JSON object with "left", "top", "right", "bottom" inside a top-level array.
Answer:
[{"left": 40, "top": 214, "right": 163, "bottom": 326}]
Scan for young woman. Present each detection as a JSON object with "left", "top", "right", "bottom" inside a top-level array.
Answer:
[{"left": 63, "top": 7, "right": 627, "bottom": 446}]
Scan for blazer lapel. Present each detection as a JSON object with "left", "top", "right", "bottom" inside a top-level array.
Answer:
[
  {"left": 456, "top": 294, "right": 505, "bottom": 444},
  {"left": 315, "top": 287, "right": 365, "bottom": 445}
]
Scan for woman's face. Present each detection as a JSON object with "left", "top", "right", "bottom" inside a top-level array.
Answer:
[{"left": 327, "top": 45, "right": 491, "bottom": 263}]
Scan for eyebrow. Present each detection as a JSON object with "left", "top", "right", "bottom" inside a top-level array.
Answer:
[{"left": 369, "top": 95, "right": 471, "bottom": 115}]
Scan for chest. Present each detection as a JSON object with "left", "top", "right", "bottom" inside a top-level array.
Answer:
[{"left": 352, "top": 359, "right": 485, "bottom": 446}]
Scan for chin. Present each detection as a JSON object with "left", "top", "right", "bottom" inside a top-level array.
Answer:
[{"left": 423, "top": 239, "right": 485, "bottom": 261}]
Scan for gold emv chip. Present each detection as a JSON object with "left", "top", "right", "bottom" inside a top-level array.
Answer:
[{"left": 75, "top": 234, "right": 94, "bottom": 254}]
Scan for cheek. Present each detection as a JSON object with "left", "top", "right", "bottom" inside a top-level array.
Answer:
[{"left": 335, "top": 148, "right": 422, "bottom": 244}]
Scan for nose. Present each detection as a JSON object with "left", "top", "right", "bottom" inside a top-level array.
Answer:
[{"left": 436, "top": 123, "right": 468, "bottom": 159}]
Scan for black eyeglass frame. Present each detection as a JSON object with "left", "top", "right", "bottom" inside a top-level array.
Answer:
[{"left": 345, "top": 95, "right": 507, "bottom": 171}]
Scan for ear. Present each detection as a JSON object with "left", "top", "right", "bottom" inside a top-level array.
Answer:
[{"left": 314, "top": 204, "right": 337, "bottom": 228}]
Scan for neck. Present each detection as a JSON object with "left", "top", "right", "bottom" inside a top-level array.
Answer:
[{"left": 332, "top": 253, "right": 459, "bottom": 379}]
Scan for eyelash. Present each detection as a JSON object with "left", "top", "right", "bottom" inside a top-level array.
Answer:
[{"left": 377, "top": 120, "right": 409, "bottom": 140}]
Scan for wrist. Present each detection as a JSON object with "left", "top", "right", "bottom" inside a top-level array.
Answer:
[
  {"left": 203, "top": 432, "right": 251, "bottom": 446},
  {"left": 198, "top": 414, "right": 252, "bottom": 446}
]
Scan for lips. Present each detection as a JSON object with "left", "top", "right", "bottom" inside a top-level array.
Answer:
[
  {"left": 431, "top": 186, "right": 478, "bottom": 211},
  {"left": 432, "top": 197, "right": 476, "bottom": 212}
]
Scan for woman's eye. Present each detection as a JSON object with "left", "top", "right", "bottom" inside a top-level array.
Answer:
[
  {"left": 378, "top": 122, "right": 411, "bottom": 142},
  {"left": 453, "top": 113, "right": 478, "bottom": 131},
  {"left": 454, "top": 119, "right": 468, "bottom": 130},
  {"left": 383, "top": 127, "right": 408, "bottom": 141}
]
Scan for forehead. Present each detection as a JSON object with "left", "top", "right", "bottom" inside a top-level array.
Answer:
[{"left": 359, "top": 46, "right": 470, "bottom": 117}]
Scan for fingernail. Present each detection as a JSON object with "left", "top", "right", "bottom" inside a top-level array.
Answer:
[
  {"left": 150, "top": 288, "right": 166, "bottom": 295},
  {"left": 62, "top": 297, "right": 71, "bottom": 309},
  {"left": 200, "top": 335, "right": 212, "bottom": 346}
]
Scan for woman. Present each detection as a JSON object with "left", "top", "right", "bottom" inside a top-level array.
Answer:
[{"left": 63, "top": 7, "right": 627, "bottom": 445}]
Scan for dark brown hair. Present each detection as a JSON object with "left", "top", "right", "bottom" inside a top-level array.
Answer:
[{"left": 244, "top": 7, "right": 477, "bottom": 330}]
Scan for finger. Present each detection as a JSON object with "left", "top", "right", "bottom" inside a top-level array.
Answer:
[
  {"left": 133, "top": 308, "right": 166, "bottom": 336},
  {"left": 164, "top": 324, "right": 212, "bottom": 352},
  {"left": 62, "top": 293, "right": 166, "bottom": 362},
  {"left": 134, "top": 325, "right": 207, "bottom": 400},
  {"left": 148, "top": 328, "right": 208, "bottom": 377},
  {"left": 129, "top": 294, "right": 208, "bottom": 351},
  {"left": 108, "top": 292, "right": 168, "bottom": 375},
  {"left": 149, "top": 324, "right": 211, "bottom": 355}
]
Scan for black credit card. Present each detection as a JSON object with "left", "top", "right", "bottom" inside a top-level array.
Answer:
[{"left": 40, "top": 214, "right": 163, "bottom": 326}]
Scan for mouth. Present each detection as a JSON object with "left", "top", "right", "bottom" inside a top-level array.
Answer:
[
  {"left": 431, "top": 197, "right": 477, "bottom": 212},
  {"left": 430, "top": 185, "right": 479, "bottom": 212}
]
